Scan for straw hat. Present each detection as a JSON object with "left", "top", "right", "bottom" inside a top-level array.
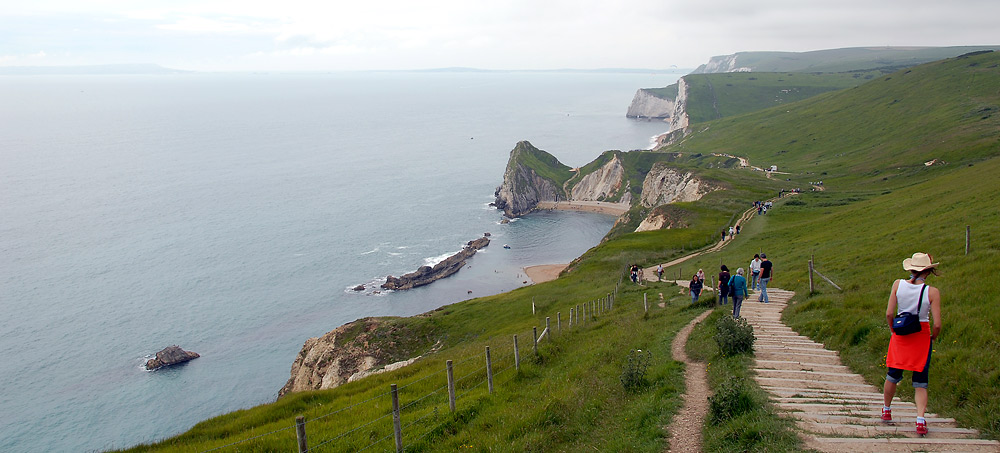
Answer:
[{"left": 902, "top": 252, "right": 939, "bottom": 272}]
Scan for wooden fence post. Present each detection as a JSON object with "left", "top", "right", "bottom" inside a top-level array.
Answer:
[
  {"left": 808, "top": 259, "right": 814, "bottom": 294},
  {"left": 391, "top": 384, "right": 402, "bottom": 452},
  {"left": 644, "top": 293, "right": 648, "bottom": 314},
  {"left": 447, "top": 360, "right": 456, "bottom": 413},
  {"left": 513, "top": 335, "right": 520, "bottom": 372},
  {"left": 966, "top": 225, "right": 971, "bottom": 255},
  {"left": 533, "top": 327, "right": 538, "bottom": 355},
  {"left": 532, "top": 299, "right": 535, "bottom": 315},
  {"left": 557, "top": 312, "right": 561, "bottom": 334},
  {"left": 545, "top": 318, "right": 550, "bottom": 341},
  {"left": 576, "top": 304, "right": 580, "bottom": 325},
  {"left": 485, "top": 347, "right": 494, "bottom": 395},
  {"left": 295, "top": 415, "right": 308, "bottom": 453}
]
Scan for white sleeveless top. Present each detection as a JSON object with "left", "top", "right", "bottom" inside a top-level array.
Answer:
[{"left": 895, "top": 279, "right": 930, "bottom": 322}]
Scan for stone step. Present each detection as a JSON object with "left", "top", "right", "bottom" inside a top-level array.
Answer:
[
  {"left": 774, "top": 396, "right": 917, "bottom": 408},
  {"left": 800, "top": 421, "right": 980, "bottom": 439},
  {"left": 805, "top": 436, "right": 1000, "bottom": 452},
  {"left": 755, "top": 360, "right": 851, "bottom": 372},
  {"left": 755, "top": 368, "right": 870, "bottom": 385},
  {"left": 755, "top": 345, "right": 839, "bottom": 354},
  {"left": 762, "top": 385, "right": 898, "bottom": 400},
  {"left": 755, "top": 352, "right": 844, "bottom": 366},
  {"left": 791, "top": 412, "right": 958, "bottom": 426}
]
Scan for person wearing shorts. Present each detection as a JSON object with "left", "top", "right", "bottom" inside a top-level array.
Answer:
[{"left": 882, "top": 253, "right": 942, "bottom": 436}]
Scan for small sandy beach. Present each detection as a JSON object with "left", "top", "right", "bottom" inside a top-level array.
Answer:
[
  {"left": 524, "top": 264, "right": 568, "bottom": 283},
  {"left": 535, "top": 200, "right": 629, "bottom": 216}
]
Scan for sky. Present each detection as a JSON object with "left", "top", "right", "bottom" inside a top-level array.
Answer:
[{"left": 2, "top": 0, "right": 999, "bottom": 72}]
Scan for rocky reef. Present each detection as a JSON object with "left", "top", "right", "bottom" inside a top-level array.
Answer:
[
  {"left": 381, "top": 235, "right": 490, "bottom": 290},
  {"left": 146, "top": 345, "right": 200, "bottom": 370}
]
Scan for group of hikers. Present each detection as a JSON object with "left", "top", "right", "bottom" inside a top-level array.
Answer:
[{"left": 685, "top": 253, "right": 773, "bottom": 318}]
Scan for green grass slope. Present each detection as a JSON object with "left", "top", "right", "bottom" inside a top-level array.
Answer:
[
  {"left": 659, "top": 51, "right": 1000, "bottom": 439},
  {"left": 692, "top": 46, "right": 1000, "bottom": 74}
]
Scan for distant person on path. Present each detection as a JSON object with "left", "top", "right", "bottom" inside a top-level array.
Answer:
[
  {"left": 696, "top": 268, "right": 705, "bottom": 285},
  {"left": 721, "top": 230, "right": 726, "bottom": 242},
  {"left": 657, "top": 264, "right": 664, "bottom": 281},
  {"left": 728, "top": 226, "right": 735, "bottom": 239},
  {"left": 736, "top": 225, "right": 741, "bottom": 235},
  {"left": 758, "top": 254, "right": 772, "bottom": 303},
  {"left": 630, "top": 264, "right": 639, "bottom": 283},
  {"left": 750, "top": 254, "right": 762, "bottom": 290},
  {"left": 689, "top": 274, "right": 703, "bottom": 303},
  {"left": 882, "top": 253, "right": 941, "bottom": 436},
  {"left": 730, "top": 268, "right": 749, "bottom": 318},
  {"left": 717, "top": 265, "right": 731, "bottom": 305}
]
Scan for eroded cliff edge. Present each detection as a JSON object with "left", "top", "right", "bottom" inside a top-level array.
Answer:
[{"left": 279, "top": 317, "right": 439, "bottom": 397}]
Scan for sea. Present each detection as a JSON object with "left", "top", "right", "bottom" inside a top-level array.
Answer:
[{"left": 0, "top": 70, "right": 682, "bottom": 451}]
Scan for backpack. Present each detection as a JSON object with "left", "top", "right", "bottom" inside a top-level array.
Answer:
[{"left": 727, "top": 276, "right": 737, "bottom": 297}]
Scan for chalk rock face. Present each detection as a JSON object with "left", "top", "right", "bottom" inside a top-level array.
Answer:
[
  {"left": 280, "top": 319, "right": 382, "bottom": 397},
  {"left": 691, "top": 53, "right": 753, "bottom": 74},
  {"left": 667, "top": 78, "right": 691, "bottom": 135},
  {"left": 493, "top": 141, "right": 570, "bottom": 217},
  {"left": 571, "top": 155, "right": 626, "bottom": 202},
  {"left": 625, "top": 88, "right": 675, "bottom": 119},
  {"left": 639, "top": 163, "right": 715, "bottom": 208},
  {"left": 146, "top": 346, "right": 200, "bottom": 370},
  {"left": 381, "top": 236, "right": 490, "bottom": 290},
  {"left": 279, "top": 318, "right": 432, "bottom": 397}
]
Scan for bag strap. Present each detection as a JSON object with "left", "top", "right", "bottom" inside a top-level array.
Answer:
[{"left": 915, "top": 284, "right": 926, "bottom": 316}]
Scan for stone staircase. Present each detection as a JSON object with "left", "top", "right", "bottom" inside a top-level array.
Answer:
[{"left": 742, "top": 288, "right": 1000, "bottom": 452}]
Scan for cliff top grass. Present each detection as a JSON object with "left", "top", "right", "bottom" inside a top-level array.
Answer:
[
  {"left": 115, "top": 52, "right": 1000, "bottom": 452},
  {"left": 692, "top": 46, "right": 1000, "bottom": 74}
]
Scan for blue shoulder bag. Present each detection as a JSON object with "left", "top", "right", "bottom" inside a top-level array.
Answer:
[{"left": 891, "top": 284, "right": 926, "bottom": 336}]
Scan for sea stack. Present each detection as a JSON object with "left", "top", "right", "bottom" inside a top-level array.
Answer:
[{"left": 146, "top": 345, "right": 200, "bottom": 370}]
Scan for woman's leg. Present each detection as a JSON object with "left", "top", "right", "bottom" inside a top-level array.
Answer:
[{"left": 915, "top": 387, "right": 928, "bottom": 418}]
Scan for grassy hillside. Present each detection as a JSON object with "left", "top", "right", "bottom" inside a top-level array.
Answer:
[
  {"left": 507, "top": 140, "right": 574, "bottom": 192},
  {"left": 692, "top": 46, "right": 1000, "bottom": 74},
  {"left": 116, "top": 52, "right": 1000, "bottom": 451}
]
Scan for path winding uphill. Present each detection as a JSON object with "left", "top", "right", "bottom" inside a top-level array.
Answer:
[{"left": 742, "top": 290, "right": 1000, "bottom": 452}]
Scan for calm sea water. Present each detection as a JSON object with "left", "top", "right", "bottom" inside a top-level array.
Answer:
[{"left": 0, "top": 70, "right": 681, "bottom": 451}]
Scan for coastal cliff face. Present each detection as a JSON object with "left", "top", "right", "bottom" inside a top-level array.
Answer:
[
  {"left": 279, "top": 318, "right": 437, "bottom": 397},
  {"left": 667, "top": 78, "right": 691, "bottom": 136},
  {"left": 493, "top": 141, "right": 571, "bottom": 217},
  {"left": 570, "top": 155, "right": 628, "bottom": 202},
  {"left": 639, "top": 163, "right": 715, "bottom": 208},
  {"left": 691, "top": 53, "right": 753, "bottom": 74},
  {"left": 625, "top": 88, "right": 675, "bottom": 119}
]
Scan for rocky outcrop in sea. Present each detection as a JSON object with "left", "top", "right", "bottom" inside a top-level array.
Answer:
[
  {"left": 146, "top": 346, "right": 200, "bottom": 370},
  {"left": 381, "top": 235, "right": 490, "bottom": 290}
]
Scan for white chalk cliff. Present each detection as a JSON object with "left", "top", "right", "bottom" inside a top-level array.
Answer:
[
  {"left": 625, "top": 89, "right": 675, "bottom": 119},
  {"left": 570, "top": 155, "right": 629, "bottom": 203},
  {"left": 639, "top": 163, "right": 714, "bottom": 208}
]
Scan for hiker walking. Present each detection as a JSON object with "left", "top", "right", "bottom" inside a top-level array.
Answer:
[
  {"left": 728, "top": 226, "right": 735, "bottom": 239},
  {"left": 689, "top": 274, "right": 703, "bottom": 303},
  {"left": 749, "top": 254, "right": 762, "bottom": 290},
  {"left": 730, "top": 268, "right": 749, "bottom": 318},
  {"left": 717, "top": 265, "right": 731, "bottom": 305},
  {"left": 657, "top": 264, "right": 664, "bottom": 281},
  {"left": 758, "top": 253, "right": 772, "bottom": 303},
  {"left": 882, "top": 253, "right": 941, "bottom": 436}
]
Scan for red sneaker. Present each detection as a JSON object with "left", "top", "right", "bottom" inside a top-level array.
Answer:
[
  {"left": 916, "top": 421, "right": 928, "bottom": 435},
  {"left": 880, "top": 408, "right": 892, "bottom": 421}
]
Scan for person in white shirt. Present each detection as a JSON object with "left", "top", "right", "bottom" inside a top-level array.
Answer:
[{"left": 749, "top": 254, "right": 762, "bottom": 290}]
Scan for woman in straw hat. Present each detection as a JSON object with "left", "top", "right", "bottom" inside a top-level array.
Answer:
[{"left": 881, "top": 252, "right": 942, "bottom": 435}]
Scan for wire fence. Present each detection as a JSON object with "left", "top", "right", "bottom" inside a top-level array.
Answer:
[{"left": 198, "top": 272, "right": 635, "bottom": 453}]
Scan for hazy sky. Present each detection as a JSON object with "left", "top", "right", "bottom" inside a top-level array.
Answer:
[{"left": 2, "top": 0, "right": 998, "bottom": 71}]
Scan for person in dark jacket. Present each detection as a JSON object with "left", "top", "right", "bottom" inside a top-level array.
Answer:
[
  {"left": 689, "top": 274, "right": 703, "bottom": 303},
  {"left": 718, "top": 265, "right": 731, "bottom": 305}
]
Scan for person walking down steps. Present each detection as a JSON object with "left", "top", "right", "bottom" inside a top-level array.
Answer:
[
  {"left": 717, "top": 265, "right": 731, "bottom": 306},
  {"left": 883, "top": 252, "right": 942, "bottom": 436},
  {"left": 758, "top": 254, "right": 772, "bottom": 303},
  {"left": 729, "top": 268, "right": 748, "bottom": 318}
]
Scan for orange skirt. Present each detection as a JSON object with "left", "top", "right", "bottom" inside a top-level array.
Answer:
[{"left": 886, "top": 321, "right": 931, "bottom": 371}]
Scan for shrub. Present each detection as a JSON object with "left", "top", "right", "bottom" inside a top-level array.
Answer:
[
  {"left": 708, "top": 378, "right": 756, "bottom": 424},
  {"left": 714, "top": 315, "right": 755, "bottom": 356},
  {"left": 620, "top": 349, "right": 652, "bottom": 392}
]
